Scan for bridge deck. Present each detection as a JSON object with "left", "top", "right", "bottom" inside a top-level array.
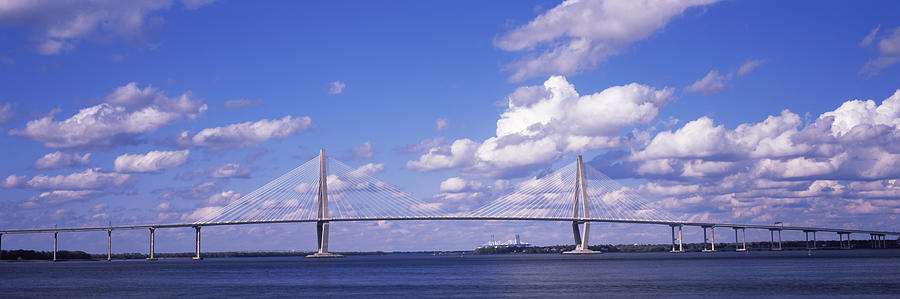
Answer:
[{"left": 2, "top": 217, "right": 898, "bottom": 236}]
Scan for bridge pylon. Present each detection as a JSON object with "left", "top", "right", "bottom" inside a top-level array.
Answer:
[
  {"left": 563, "top": 155, "right": 601, "bottom": 254},
  {"left": 306, "top": 149, "right": 344, "bottom": 258}
]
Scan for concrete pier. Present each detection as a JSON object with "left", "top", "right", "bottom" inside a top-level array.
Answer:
[
  {"left": 870, "top": 233, "right": 887, "bottom": 249},
  {"left": 734, "top": 227, "right": 746, "bottom": 251},
  {"left": 805, "top": 230, "right": 817, "bottom": 250},
  {"left": 702, "top": 226, "right": 716, "bottom": 252},
  {"left": 147, "top": 227, "right": 158, "bottom": 261},
  {"left": 307, "top": 221, "right": 343, "bottom": 258},
  {"left": 669, "top": 225, "right": 684, "bottom": 253},
  {"left": 875, "top": 234, "right": 887, "bottom": 248},
  {"left": 193, "top": 226, "right": 202, "bottom": 260},
  {"left": 53, "top": 232, "right": 58, "bottom": 262},
  {"left": 107, "top": 229, "right": 112, "bottom": 261},
  {"left": 0, "top": 233, "right": 3, "bottom": 260},
  {"left": 702, "top": 226, "right": 709, "bottom": 252},
  {"left": 769, "top": 229, "right": 783, "bottom": 251},
  {"left": 838, "top": 232, "right": 852, "bottom": 249},
  {"left": 871, "top": 234, "right": 887, "bottom": 248}
]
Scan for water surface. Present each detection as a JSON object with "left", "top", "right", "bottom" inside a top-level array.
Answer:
[{"left": 2, "top": 250, "right": 899, "bottom": 298}]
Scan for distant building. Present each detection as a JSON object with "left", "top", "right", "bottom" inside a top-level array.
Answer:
[{"left": 476, "top": 234, "right": 532, "bottom": 249}]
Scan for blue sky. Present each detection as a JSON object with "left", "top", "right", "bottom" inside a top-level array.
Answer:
[{"left": 1, "top": 0, "right": 899, "bottom": 253}]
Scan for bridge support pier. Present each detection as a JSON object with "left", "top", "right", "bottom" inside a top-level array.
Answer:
[
  {"left": 876, "top": 234, "right": 887, "bottom": 248},
  {"left": 0, "top": 233, "right": 3, "bottom": 260},
  {"left": 147, "top": 227, "right": 158, "bottom": 261},
  {"left": 669, "top": 225, "right": 684, "bottom": 253},
  {"left": 702, "top": 226, "right": 715, "bottom": 252},
  {"left": 700, "top": 226, "right": 716, "bottom": 252},
  {"left": 107, "top": 229, "right": 112, "bottom": 261},
  {"left": 307, "top": 149, "right": 343, "bottom": 258},
  {"left": 308, "top": 220, "right": 342, "bottom": 258},
  {"left": 872, "top": 234, "right": 886, "bottom": 248},
  {"left": 770, "top": 229, "right": 782, "bottom": 251},
  {"left": 52, "top": 232, "right": 58, "bottom": 262},
  {"left": 734, "top": 227, "right": 746, "bottom": 251},
  {"left": 193, "top": 226, "right": 203, "bottom": 260},
  {"left": 838, "top": 232, "right": 851, "bottom": 249},
  {"left": 563, "top": 156, "right": 599, "bottom": 255},
  {"left": 564, "top": 221, "right": 596, "bottom": 254},
  {"left": 804, "top": 230, "right": 817, "bottom": 250}
]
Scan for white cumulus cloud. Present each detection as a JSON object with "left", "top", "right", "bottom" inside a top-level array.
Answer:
[
  {"left": 685, "top": 71, "right": 729, "bottom": 95},
  {"left": 407, "top": 139, "right": 479, "bottom": 172},
  {"left": 597, "top": 89, "right": 900, "bottom": 226},
  {"left": 205, "top": 190, "right": 241, "bottom": 206},
  {"left": 685, "top": 60, "right": 764, "bottom": 95},
  {"left": 408, "top": 76, "right": 673, "bottom": 178},
  {"left": 114, "top": 149, "right": 190, "bottom": 173},
  {"left": 398, "top": 137, "right": 447, "bottom": 154},
  {"left": 329, "top": 81, "right": 346, "bottom": 95},
  {"left": 820, "top": 89, "right": 900, "bottom": 136},
  {"left": 432, "top": 177, "right": 493, "bottom": 213},
  {"left": 435, "top": 118, "right": 449, "bottom": 131},
  {"left": 5, "top": 168, "right": 134, "bottom": 190},
  {"left": 33, "top": 151, "right": 91, "bottom": 170},
  {"left": 351, "top": 141, "right": 375, "bottom": 159},
  {"left": 495, "top": 0, "right": 719, "bottom": 81},
  {"left": 209, "top": 163, "right": 251, "bottom": 178},
  {"left": 9, "top": 82, "right": 207, "bottom": 149},
  {"left": 178, "top": 115, "right": 312, "bottom": 149},
  {"left": 20, "top": 190, "right": 99, "bottom": 208},
  {"left": 1, "top": 175, "right": 26, "bottom": 188},
  {"left": 439, "top": 177, "right": 485, "bottom": 193},
  {"left": 346, "top": 163, "right": 386, "bottom": 179}
]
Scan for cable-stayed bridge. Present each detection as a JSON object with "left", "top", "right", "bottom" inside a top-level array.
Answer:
[{"left": 1, "top": 149, "right": 898, "bottom": 260}]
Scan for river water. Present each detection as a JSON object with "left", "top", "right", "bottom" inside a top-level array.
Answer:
[{"left": 2, "top": 249, "right": 899, "bottom": 298}]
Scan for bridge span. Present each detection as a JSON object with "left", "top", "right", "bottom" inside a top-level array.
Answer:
[{"left": 2, "top": 150, "right": 897, "bottom": 260}]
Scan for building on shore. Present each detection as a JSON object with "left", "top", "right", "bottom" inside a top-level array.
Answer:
[{"left": 476, "top": 234, "right": 532, "bottom": 250}]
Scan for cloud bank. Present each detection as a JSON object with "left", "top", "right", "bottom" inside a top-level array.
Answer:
[
  {"left": 0, "top": 0, "right": 217, "bottom": 54},
  {"left": 9, "top": 82, "right": 207, "bottom": 149},
  {"left": 408, "top": 76, "right": 673, "bottom": 178},
  {"left": 495, "top": 0, "right": 718, "bottom": 81}
]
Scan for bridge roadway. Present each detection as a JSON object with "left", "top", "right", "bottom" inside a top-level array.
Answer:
[
  {"left": 2, "top": 216, "right": 897, "bottom": 261},
  {"left": 3, "top": 216, "right": 899, "bottom": 236}
]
